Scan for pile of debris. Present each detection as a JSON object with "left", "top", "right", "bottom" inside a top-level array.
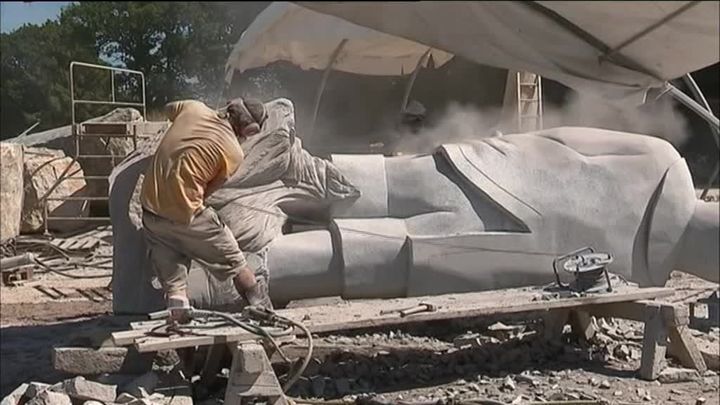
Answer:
[
  {"left": 2, "top": 372, "right": 192, "bottom": 405},
  {"left": 1, "top": 225, "right": 113, "bottom": 288}
]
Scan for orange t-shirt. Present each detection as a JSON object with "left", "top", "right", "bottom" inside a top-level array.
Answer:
[{"left": 140, "top": 100, "right": 243, "bottom": 224}]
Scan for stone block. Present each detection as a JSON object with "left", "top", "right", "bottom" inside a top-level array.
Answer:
[
  {"left": 62, "top": 377, "right": 117, "bottom": 403},
  {"left": 53, "top": 347, "right": 154, "bottom": 375},
  {"left": 0, "top": 142, "right": 23, "bottom": 242},
  {"left": 658, "top": 367, "right": 700, "bottom": 384},
  {"left": 26, "top": 391, "right": 72, "bottom": 405},
  {"left": 21, "top": 147, "right": 88, "bottom": 233}
]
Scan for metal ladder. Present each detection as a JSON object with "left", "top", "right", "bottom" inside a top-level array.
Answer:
[
  {"left": 516, "top": 71, "right": 543, "bottom": 132},
  {"left": 43, "top": 62, "right": 146, "bottom": 233}
]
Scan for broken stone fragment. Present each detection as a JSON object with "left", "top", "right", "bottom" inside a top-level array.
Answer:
[
  {"left": 658, "top": 367, "right": 701, "bottom": 384},
  {"left": 1, "top": 383, "right": 28, "bottom": 405},
  {"left": 26, "top": 391, "right": 72, "bottom": 405},
  {"left": 502, "top": 376, "right": 516, "bottom": 391},
  {"left": 62, "top": 377, "right": 117, "bottom": 403},
  {"left": 25, "top": 383, "right": 51, "bottom": 399},
  {"left": 115, "top": 393, "right": 137, "bottom": 404}
]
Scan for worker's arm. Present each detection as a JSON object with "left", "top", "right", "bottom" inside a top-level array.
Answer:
[{"left": 164, "top": 100, "right": 203, "bottom": 122}]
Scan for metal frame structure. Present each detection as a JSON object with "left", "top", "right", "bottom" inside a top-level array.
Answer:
[
  {"left": 70, "top": 61, "right": 146, "bottom": 126},
  {"left": 42, "top": 62, "right": 146, "bottom": 233}
]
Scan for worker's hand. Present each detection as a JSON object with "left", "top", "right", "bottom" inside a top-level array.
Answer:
[
  {"left": 243, "top": 277, "right": 273, "bottom": 310},
  {"left": 167, "top": 295, "right": 191, "bottom": 324}
]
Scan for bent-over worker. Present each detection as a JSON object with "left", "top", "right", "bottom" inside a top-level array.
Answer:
[{"left": 140, "top": 98, "right": 270, "bottom": 321}]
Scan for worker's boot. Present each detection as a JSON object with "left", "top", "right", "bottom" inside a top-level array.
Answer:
[{"left": 244, "top": 276, "right": 273, "bottom": 310}]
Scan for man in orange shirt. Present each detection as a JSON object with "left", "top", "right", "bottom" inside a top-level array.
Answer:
[{"left": 140, "top": 97, "right": 270, "bottom": 322}]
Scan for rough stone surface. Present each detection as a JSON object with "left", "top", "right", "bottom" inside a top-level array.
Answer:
[
  {"left": 0, "top": 384, "right": 27, "bottom": 405},
  {"left": 26, "top": 391, "right": 72, "bottom": 405},
  {"left": 658, "top": 367, "right": 701, "bottom": 384},
  {"left": 0, "top": 142, "right": 23, "bottom": 242},
  {"left": 21, "top": 147, "right": 88, "bottom": 233},
  {"left": 115, "top": 393, "right": 137, "bottom": 404},
  {"left": 62, "top": 377, "right": 117, "bottom": 403},
  {"left": 52, "top": 347, "right": 153, "bottom": 376},
  {"left": 25, "top": 383, "right": 50, "bottom": 399}
]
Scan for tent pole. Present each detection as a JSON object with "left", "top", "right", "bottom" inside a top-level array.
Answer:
[
  {"left": 682, "top": 73, "right": 720, "bottom": 199},
  {"left": 400, "top": 48, "right": 431, "bottom": 114},
  {"left": 665, "top": 83, "right": 720, "bottom": 131},
  {"left": 311, "top": 39, "right": 348, "bottom": 136}
]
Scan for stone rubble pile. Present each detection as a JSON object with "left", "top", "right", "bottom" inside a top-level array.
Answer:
[{"left": 1, "top": 372, "right": 192, "bottom": 405}]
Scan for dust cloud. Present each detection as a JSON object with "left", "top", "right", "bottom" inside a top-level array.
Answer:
[{"left": 385, "top": 92, "right": 692, "bottom": 155}]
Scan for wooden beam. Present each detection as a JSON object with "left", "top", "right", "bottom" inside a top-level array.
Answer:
[
  {"left": 668, "top": 325, "right": 707, "bottom": 373},
  {"left": 113, "top": 286, "right": 673, "bottom": 353},
  {"left": 639, "top": 304, "right": 668, "bottom": 380}
]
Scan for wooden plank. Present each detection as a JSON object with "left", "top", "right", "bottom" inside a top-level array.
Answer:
[
  {"left": 639, "top": 304, "right": 668, "bottom": 380},
  {"left": 668, "top": 325, "right": 707, "bottom": 373},
  {"left": 118, "top": 286, "right": 673, "bottom": 353},
  {"left": 81, "top": 122, "right": 131, "bottom": 135}
]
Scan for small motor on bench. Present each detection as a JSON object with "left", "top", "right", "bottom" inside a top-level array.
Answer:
[{"left": 552, "top": 247, "right": 614, "bottom": 293}]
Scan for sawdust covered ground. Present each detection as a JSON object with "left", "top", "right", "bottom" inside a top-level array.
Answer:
[{"left": 1, "top": 271, "right": 718, "bottom": 404}]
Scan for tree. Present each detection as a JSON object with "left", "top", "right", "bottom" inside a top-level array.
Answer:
[
  {"left": 61, "top": 2, "right": 269, "bottom": 107},
  {"left": 0, "top": 18, "right": 98, "bottom": 137},
  {"left": 1, "top": 1, "right": 269, "bottom": 139}
]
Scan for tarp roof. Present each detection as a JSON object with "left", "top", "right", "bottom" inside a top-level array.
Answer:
[
  {"left": 225, "top": 2, "right": 453, "bottom": 82},
  {"left": 297, "top": 1, "right": 720, "bottom": 104}
]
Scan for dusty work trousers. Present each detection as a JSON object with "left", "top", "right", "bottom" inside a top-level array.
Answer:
[{"left": 142, "top": 206, "right": 247, "bottom": 298}]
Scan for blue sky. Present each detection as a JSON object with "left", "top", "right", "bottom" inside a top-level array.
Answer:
[{"left": 0, "top": 1, "right": 71, "bottom": 33}]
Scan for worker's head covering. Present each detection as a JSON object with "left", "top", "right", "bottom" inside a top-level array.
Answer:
[{"left": 224, "top": 97, "right": 268, "bottom": 138}]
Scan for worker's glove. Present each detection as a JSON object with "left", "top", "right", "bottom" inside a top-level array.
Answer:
[
  {"left": 244, "top": 277, "right": 273, "bottom": 310},
  {"left": 167, "top": 295, "right": 192, "bottom": 325}
]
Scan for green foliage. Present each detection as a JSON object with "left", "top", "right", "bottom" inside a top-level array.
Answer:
[{"left": 1, "top": 1, "right": 269, "bottom": 139}]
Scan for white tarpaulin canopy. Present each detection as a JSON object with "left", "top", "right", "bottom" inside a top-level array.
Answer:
[
  {"left": 224, "top": 2, "right": 453, "bottom": 82},
  {"left": 297, "top": 1, "right": 720, "bottom": 104}
]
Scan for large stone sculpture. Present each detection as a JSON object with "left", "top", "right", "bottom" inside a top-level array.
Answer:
[{"left": 110, "top": 98, "right": 719, "bottom": 314}]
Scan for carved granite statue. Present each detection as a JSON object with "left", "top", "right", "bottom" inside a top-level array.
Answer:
[{"left": 110, "top": 98, "right": 719, "bottom": 314}]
